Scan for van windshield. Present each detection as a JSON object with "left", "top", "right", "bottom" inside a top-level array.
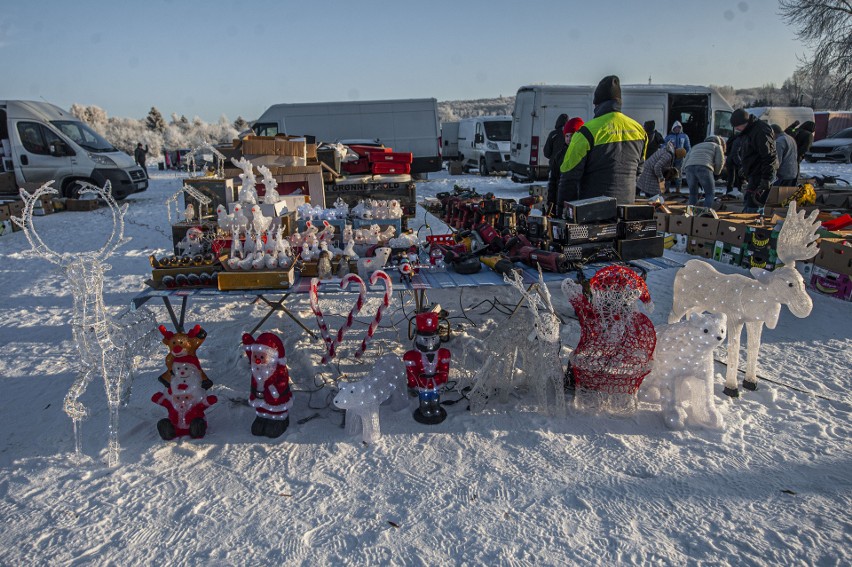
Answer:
[
  {"left": 484, "top": 121, "right": 511, "bottom": 142},
  {"left": 51, "top": 120, "right": 116, "bottom": 152},
  {"left": 713, "top": 110, "right": 733, "bottom": 139}
]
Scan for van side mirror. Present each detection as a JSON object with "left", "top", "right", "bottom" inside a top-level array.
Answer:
[{"left": 475, "top": 133, "right": 484, "bottom": 144}]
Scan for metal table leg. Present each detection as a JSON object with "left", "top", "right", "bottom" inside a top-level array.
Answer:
[
  {"left": 252, "top": 294, "right": 318, "bottom": 339},
  {"left": 161, "top": 295, "right": 188, "bottom": 332}
]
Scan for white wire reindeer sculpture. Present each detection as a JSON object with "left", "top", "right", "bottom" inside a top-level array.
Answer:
[
  {"left": 12, "top": 181, "right": 158, "bottom": 466},
  {"left": 467, "top": 269, "right": 565, "bottom": 415},
  {"left": 670, "top": 201, "right": 820, "bottom": 397}
]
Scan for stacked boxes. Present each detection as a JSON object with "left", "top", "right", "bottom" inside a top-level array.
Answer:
[{"left": 809, "top": 238, "right": 852, "bottom": 302}]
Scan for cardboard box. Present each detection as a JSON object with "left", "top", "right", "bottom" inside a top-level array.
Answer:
[
  {"left": 687, "top": 236, "right": 715, "bottom": 258},
  {"left": 217, "top": 265, "right": 296, "bottom": 291},
  {"left": 713, "top": 241, "right": 744, "bottom": 266},
  {"left": 668, "top": 213, "right": 693, "bottom": 235},
  {"left": 690, "top": 216, "right": 720, "bottom": 240},
  {"left": 447, "top": 161, "right": 464, "bottom": 175},
  {"left": 742, "top": 248, "right": 781, "bottom": 271},
  {"left": 808, "top": 265, "right": 852, "bottom": 301},
  {"left": 316, "top": 148, "right": 342, "bottom": 174},
  {"left": 617, "top": 235, "right": 664, "bottom": 260},
  {"left": 184, "top": 177, "right": 237, "bottom": 214},
  {"left": 241, "top": 136, "right": 306, "bottom": 158},
  {"left": 764, "top": 186, "right": 800, "bottom": 207},
  {"left": 716, "top": 218, "right": 749, "bottom": 246},
  {"left": 0, "top": 171, "right": 16, "bottom": 194},
  {"left": 563, "top": 196, "right": 617, "bottom": 224},
  {"left": 745, "top": 225, "right": 780, "bottom": 253},
  {"left": 65, "top": 198, "right": 101, "bottom": 211},
  {"left": 265, "top": 165, "right": 324, "bottom": 207},
  {"left": 654, "top": 211, "right": 669, "bottom": 232},
  {"left": 326, "top": 177, "right": 416, "bottom": 217},
  {"left": 813, "top": 238, "right": 852, "bottom": 275}
]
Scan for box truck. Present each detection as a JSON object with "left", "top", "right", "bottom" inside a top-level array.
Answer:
[
  {"left": 456, "top": 115, "right": 512, "bottom": 175},
  {"left": 814, "top": 111, "right": 852, "bottom": 141},
  {"left": 508, "top": 84, "right": 735, "bottom": 181},
  {"left": 254, "top": 98, "right": 442, "bottom": 175},
  {"left": 0, "top": 100, "right": 148, "bottom": 198}
]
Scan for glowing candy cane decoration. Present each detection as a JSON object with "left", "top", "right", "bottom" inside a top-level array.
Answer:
[
  {"left": 323, "top": 273, "right": 368, "bottom": 364},
  {"left": 354, "top": 270, "right": 393, "bottom": 360},
  {"left": 309, "top": 278, "right": 333, "bottom": 350}
]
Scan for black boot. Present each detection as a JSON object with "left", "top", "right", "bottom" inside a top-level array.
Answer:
[
  {"left": 251, "top": 416, "right": 266, "bottom": 437},
  {"left": 189, "top": 418, "right": 207, "bottom": 439},
  {"left": 157, "top": 418, "right": 176, "bottom": 440},
  {"left": 265, "top": 417, "right": 289, "bottom": 438}
]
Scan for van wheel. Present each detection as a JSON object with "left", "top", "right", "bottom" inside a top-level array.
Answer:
[
  {"left": 479, "top": 158, "right": 489, "bottom": 176},
  {"left": 62, "top": 179, "right": 85, "bottom": 199}
]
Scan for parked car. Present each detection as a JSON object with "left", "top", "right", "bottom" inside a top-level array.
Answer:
[{"left": 804, "top": 127, "right": 852, "bottom": 163}]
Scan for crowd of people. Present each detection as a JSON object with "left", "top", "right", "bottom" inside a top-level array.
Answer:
[{"left": 546, "top": 75, "right": 816, "bottom": 215}]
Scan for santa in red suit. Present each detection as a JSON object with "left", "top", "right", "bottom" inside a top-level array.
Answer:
[
  {"left": 152, "top": 356, "right": 217, "bottom": 440},
  {"left": 242, "top": 332, "right": 293, "bottom": 438},
  {"left": 403, "top": 312, "right": 451, "bottom": 424}
]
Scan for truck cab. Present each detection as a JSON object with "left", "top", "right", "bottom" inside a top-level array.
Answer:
[
  {"left": 457, "top": 115, "right": 512, "bottom": 175},
  {"left": 1, "top": 100, "right": 147, "bottom": 199}
]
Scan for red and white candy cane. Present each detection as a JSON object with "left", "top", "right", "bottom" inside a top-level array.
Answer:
[
  {"left": 322, "top": 273, "right": 367, "bottom": 364},
  {"left": 309, "top": 277, "right": 333, "bottom": 350},
  {"left": 354, "top": 270, "right": 393, "bottom": 360}
]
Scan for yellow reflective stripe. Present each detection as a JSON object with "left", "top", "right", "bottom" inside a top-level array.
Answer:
[{"left": 560, "top": 130, "right": 590, "bottom": 173}]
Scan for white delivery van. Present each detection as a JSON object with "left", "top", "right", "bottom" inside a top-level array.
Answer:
[
  {"left": 457, "top": 115, "right": 512, "bottom": 175},
  {"left": 508, "top": 84, "right": 735, "bottom": 181},
  {"left": 0, "top": 100, "right": 148, "bottom": 198},
  {"left": 744, "top": 106, "right": 815, "bottom": 131},
  {"left": 441, "top": 121, "right": 460, "bottom": 161},
  {"left": 254, "top": 98, "right": 442, "bottom": 175}
]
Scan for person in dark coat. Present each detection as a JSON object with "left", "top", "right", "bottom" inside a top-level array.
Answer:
[
  {"left": 543, "top": 114, "right": 568, "bottom": 215},
  {"left": 729, "top": 109, "right": 777, "bottom": 212},
  {"left": 557, "top": 75, "right": 647, "bottom": 213},
  {"left": 725, "top": 132, "right": 743, "bottom": 194},
  {"left": 134, "top": 143, "right": 149, "bottom": 175},
  {"left": 644, "top": 120, "right": 664, "bottom": 159},
  {"left": 793, "top": 121, "right": 815, "bottom": 163}
]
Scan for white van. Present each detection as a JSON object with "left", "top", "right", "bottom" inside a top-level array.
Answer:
[
  {"left": 744, "top": 106, "right": 815, "bottom": 131},
  {"left": 508, "top": 84, "right": 735, "bottom": 181},
  {"left": 457, "top": 115, "right": 512, "bottom": 175},
  {"left": 0, "top": 100, "right": 148, "bottom": 198},
  {"left": 254, "top": 98, "right": 442, "bottom": 175}
]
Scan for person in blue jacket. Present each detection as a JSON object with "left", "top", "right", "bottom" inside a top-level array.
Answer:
[{"left": 664, "top": 121, "right": 691, "bottom": 191}]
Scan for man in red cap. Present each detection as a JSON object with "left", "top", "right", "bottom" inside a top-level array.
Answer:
[
  {"left": 403, "top": 312, "right": 451, "bottom": 424},
  {"left": 242, "top": 332, "right": 293, "bottom": 438}
]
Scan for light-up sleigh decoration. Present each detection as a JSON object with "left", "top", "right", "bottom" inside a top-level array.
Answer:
[
  {"left": 12, "top": 181, "right": 158, "bottom": 466},
  {"left": 562, "top": 265, "right": 656, "bottom": 415},
  {"left": 670, "top": 202, "right": 820, "bottom": 397}
]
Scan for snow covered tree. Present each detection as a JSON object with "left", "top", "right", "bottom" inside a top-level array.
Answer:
[
  {"left": 780, "top": 0, "right": 852, "bottom": 109},
  {"left": 233, "top": 116, "right": 249, "bottom": 131},
  {"left": 146, "top": 107, "right": 166, "bottom": 133},
  {"left": 70, "top": 103, "right": 109, "bottom": 134}
]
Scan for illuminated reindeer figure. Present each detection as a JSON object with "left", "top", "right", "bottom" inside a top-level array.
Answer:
[
  {"left": 670, "top": 202, "right": 820, "bottom": 397},
  {"left": 12, "top": 181, "right": 158, "bottom": 466}
]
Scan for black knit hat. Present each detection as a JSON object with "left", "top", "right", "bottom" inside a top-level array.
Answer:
[
  {"left": 730, "top": 109, "right": 750, "bottom": 127},
  {"left": 593, "top": 75, "right": 622, "bottom": 105}
]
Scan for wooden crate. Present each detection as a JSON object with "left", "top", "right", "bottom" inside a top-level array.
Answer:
[{"left": 217, "top": 266, "right": 296, "bottom": 290}]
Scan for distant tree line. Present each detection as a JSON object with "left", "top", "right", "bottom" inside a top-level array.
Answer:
[{"left": 68, "top": 104, "right": 245, "bottom": 159}]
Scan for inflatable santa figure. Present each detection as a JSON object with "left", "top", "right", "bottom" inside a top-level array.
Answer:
[
  {"left": 151, "top": 356, "right": 218, "bottom": 440},
  {"left": 403, "top": 312, "right": 451, "bottom": 425},
  {"left": 242, "top": 332, "right": 293, "bottom": 438}
]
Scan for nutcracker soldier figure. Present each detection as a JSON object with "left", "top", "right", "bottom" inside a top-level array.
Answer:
[{"left": 403, "top": 312, "right": 451, "bottom": 425}]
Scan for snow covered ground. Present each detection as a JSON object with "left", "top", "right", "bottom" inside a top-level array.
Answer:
[{"left": 0, "top": 164, "right": 850, "bottom": 565}]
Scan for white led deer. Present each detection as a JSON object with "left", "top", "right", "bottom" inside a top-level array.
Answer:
[
  {"left": 670, "top": 202, "right": 820, "bottom": 397},
  {"left": 12, "top": 181, "right": 158, "bottom": 466}
]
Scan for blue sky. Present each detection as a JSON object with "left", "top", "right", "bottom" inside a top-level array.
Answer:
[{"left": 1, "top": 1, "right": 806, "bottom": 122}]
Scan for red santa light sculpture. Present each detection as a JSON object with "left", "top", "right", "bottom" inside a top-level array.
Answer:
[{"left": 242, "top": 332, "right": 293, "bottom": 438}]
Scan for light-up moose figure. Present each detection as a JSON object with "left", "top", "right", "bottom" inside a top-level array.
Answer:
[
  {"left": 670, "top": 202, "right": 820, "bottom": 397},
  {"left": 12, "top": 181, "right": 158, "bottom": 466}
]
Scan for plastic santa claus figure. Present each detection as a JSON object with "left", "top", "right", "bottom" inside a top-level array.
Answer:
[
  {"left": 403, "top": 312, "right": 451, "bottom": 425},
  {"left": 242, "top": 332, "right": 293, "bottom": 438},
  {"left": 151, "top": 356, "right": 218, "bottom": 440}
]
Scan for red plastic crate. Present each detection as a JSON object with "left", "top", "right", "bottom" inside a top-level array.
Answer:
[
  {"left": 371, "top": 162, "right": 411, "bottom": 175},
  {"left": 348, "top": 145, "right": 391, "bottom": 158},
  {"left": 341, "top": 157, "right": 371, "bottom": 174},
  {"left": 367, "top": 151, "right": 413, "bottom": 164}
]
